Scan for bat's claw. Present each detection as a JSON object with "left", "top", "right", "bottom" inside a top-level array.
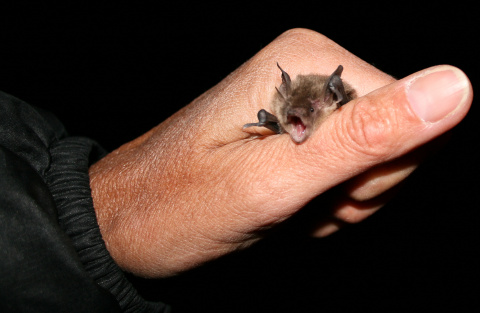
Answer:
[{"left": 243, "top": 109, "right": 283, "bottom": 134}]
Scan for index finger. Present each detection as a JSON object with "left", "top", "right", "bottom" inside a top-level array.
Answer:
[{"left": 188, "top": 29, "right": 397, "bottom": 146}]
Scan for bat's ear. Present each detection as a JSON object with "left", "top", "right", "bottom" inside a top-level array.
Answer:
[
  {"left": 325, "top": 65, "right": 349, "bottom": 107},
  {"left": 276, "top": 63, "right": 292, "bottom": 99}
]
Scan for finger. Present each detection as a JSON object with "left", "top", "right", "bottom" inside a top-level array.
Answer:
[
  {"left": 344, "top": 133, "right": 449, "bottom": 202},
  {"left": 248, "top": 28, "right": 396, "bottom": 98},
  {"left": 304, "top": 65, "right": 470, "bottom": 189},
  {"left": 312, "top": 134, "right": 450, "bottom": 236},
  {"left": 189, "top": 28, "right": 396, "bottom": 145},
  {"left": 305, "top": 135, "right": 446, "bottom": 237},
  {"left": 313, "top": 182, "right": 404, "bottom": 237}
]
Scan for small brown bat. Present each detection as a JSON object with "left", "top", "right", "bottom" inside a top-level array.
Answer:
[{"left": 243, "top": 63, "right": 356, "bottom": 143}]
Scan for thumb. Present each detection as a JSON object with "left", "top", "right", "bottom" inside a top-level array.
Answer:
[
  {"left": 309, "top": 65, "right": 472, "bottom": 188},
  {"left": 267, "top": 65, "right": 472, "bottom": 203}
]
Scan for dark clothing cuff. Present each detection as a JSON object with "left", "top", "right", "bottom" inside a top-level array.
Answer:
[{"left": 0, "top": 91, "right": 169, "bottom": 312}]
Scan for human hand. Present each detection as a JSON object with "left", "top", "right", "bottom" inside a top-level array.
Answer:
[{"left": 89, "top": 29, "right": 472, "bottom": 278}]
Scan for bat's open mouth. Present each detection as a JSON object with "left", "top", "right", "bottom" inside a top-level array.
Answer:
[{"left": 287, "top": 115, "right": 306, "bottom": 143}]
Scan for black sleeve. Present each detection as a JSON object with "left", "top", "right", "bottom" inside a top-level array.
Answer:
[{"left": 0, "top": 91, "right": 170, "bottom": 313}]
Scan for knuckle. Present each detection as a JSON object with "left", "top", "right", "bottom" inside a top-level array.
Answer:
[
  {"left": 278, "top": 28, "right": 328, "bottom": 43},
  {"left": 333, "top": 201, "right": 381, "bottom": 224},
  {"left": 333, "top": 205, "right": 365, "bottom": 224},
  {"left": 257, "top": 28, "right": 331, "bottom": 63},
  {"left": 337, "top": 95, "right": 402, "bottom": 161}
]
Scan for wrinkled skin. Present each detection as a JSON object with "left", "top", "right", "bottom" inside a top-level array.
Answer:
[{"left": 89, "top": 29, "right": 472, "bottom": 278}]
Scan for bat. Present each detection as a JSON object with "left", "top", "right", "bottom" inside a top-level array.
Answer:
[{"left": 243, "top": 63, "right": 356, "bottom": 143}]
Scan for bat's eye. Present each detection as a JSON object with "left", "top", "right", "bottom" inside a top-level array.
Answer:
[{"left": 310, "top": 107, "right": 314, "bottom": 113}]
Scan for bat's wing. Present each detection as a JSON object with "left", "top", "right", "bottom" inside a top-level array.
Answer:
[
  {"left": 326, "top": 65, "right": 350, "bottom": 107},
  {"left": 243, "top": 109, "right": 283, "bottom": 134}
]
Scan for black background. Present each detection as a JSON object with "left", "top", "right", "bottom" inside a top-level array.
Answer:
[{"left": 1, "top": 2, "right": 478, "bottom": 312}]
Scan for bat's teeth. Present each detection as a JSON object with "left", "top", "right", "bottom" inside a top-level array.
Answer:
[
  {"left": 287, "top": 115, "right": 307, "bottom": 142},
  {"left": 295, "top": 123, "right": 306, "bottom": 135}
]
